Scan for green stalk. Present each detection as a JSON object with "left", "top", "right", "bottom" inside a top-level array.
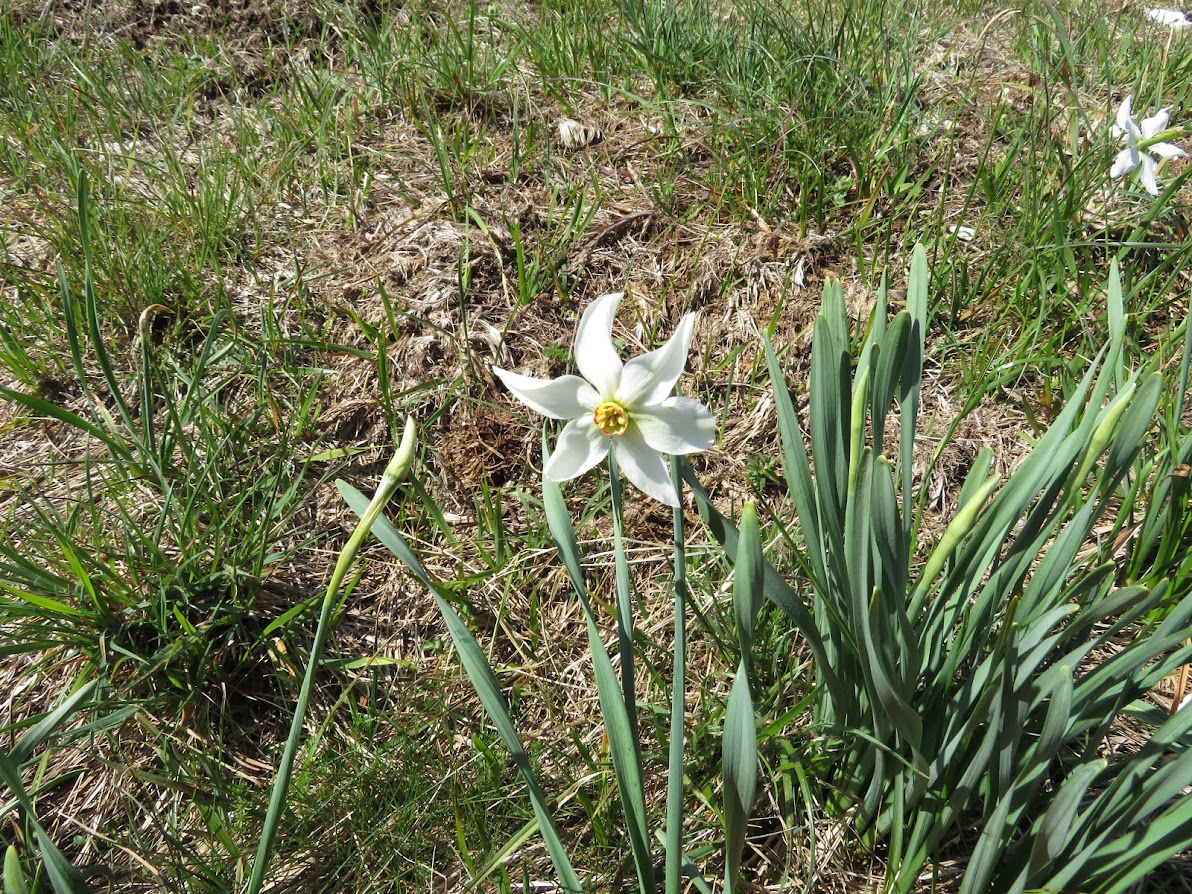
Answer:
[
  {"left": 1137, "top": 129, "right": 1185, "bottom": 152},
  {"left": 607, "top": 449, "right": 639, "bottom": 744},
  {"left": 664, "top": 459, "right": 687, "bottom": 894},
  {"left": 247, "top": 417, "right": 417, "bottom": 894}
]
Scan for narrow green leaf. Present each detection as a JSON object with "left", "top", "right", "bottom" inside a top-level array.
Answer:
[
  {"left": 899, "top": 245, "right": 929, "bottom": 528},
  {"left": 336, "top": 481, "right": 436, "bottom": 591},
  {"left": 1123, "top": 743, "right": 1192, "bottom": 827},
  {"left": 762, "top": 334, "right": 826, "bottom": 584},
  {"left": 664, "top": 460, "right": 690, "bottom": 894},
  {"left": 0, "top": 386, "right": 133, "bottom": 464},
  {"left": 723, "top": 668, "right": 757, "bottom": 894},
  {"left": 679, "top": 458, "right": 845, "bottom": 704},
  {"left": 4, "top": 845, "right": 31, "bottom": 894},
  {"left": 1106, "top": 259, "right": 1124, "bottom": 357},
  {"left": 434, "top": 595, "right": 583, "bottom": 894},
  {"left": 1085, "top": 797, "right": 1192, "bottom": 894},
  {"left": 871, "top": 311, "right": 911, "bottom": 452},
  {"left": 858, "top": 275, "right": 888, "bottom": 388},
  {"left": 1019, "top": 500, "right": 1099, "bottom": 622},
  {"left": 733, "top": 504, "right": 763, "bottom": 660},
  {"left": 1176, "top": 289, "right": 1192, "bottom": 423},
  {"left": 809, "top": 299, "right": 849, "bottom": 551},
  {"left": 341, "top": 479, "right": 581, "bottom": 892},
  {"left": 84, "top": 268, "right": 135, "bottom": 435},
  {"left": 863, "top": 587, "right": 922, "bottom": 754},
  {"left": 540, "top": 450, "right": 587, "bottom": 599},
  {"left": 845, "top": 448, "right": 874, "bottom": 642},
  {"left": 1059, "top": 584, "right": 1154, "bottom": 643},
  {"left": 33, "top": 830, "right": 90, "bottom": 894},
  {"left": 0, "top": 754, "right": 90, "bottom": 894},
  {"left": 1023, "top": 759, "right": 1109, "bottom": 889},
  {"left": 847, "top": 368, "right": 870, "bottom": 502},
  {"left": 906, "top": 244, "right": 929, "bottom": 330},
  {"left": 1026, "top": 665, "right": 1074, "bottom": 842},
  {"left": 605, "top": 449, "right": 641, "bottom": 758},
  {"left": 1103, "top": 374, "right": 1161, "bottom": 480},
  {"left": 58, "top": 262, "right": 88, "bottom": 398},
  {"left": 11, "top": 680, "right": 99, "bottom": 766},
  {"left": 910, "top": 472, "right": 1000, "bottom": 616},
  {"left": 462, "top": 817, "right": 542, "bottom": 894},
  {"left": 0, "top": 583, "right": 84, "bottom": 619},
  {"left": 1070, "top": 380, "right": 1137, "bottom": 491},
  {"left": 258, "top": 593, "right": 322, "bottom": 641},
  {"left": 870, "top": 455, "right": 907, "bottom": 607},
  {"left": 543, "top": 457, "right": 652, "bottom": 894},
  {"left": 955, "top": 449, "right": 993, "bottom": 513}
]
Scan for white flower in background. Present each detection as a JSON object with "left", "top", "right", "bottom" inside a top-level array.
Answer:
[
  {"left": 1146, "top": 7, "right": 1192, "bottom": 27},
  {"left": 493, "top": 292, "right": 716, "bottom": 507},
  {"left": 1110, "top": 95, "right": 1186, "bottom": 195}
]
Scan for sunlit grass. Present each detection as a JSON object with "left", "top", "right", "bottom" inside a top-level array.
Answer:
[{"left": 1, "top": 0, "right": 1191, "bottom": 889}]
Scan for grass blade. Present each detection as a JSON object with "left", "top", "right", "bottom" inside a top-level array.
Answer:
[
  {"left": 3, "top": 845, "right": 31, "bottom": 894},
  {"left": 542, "top": 455, "right": 654, "bottom": 894},
  {"left": 434, "top": 593, "right": 584, "bottom": 894},
  {"left": 723, "top": 668, "right": 756, "bottom": 893},
  {"left": 0, "top": 753, "right": 90, "bottom": 894}
]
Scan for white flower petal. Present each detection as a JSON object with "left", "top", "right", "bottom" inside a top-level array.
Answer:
[
  {"left": 545, "top": 417, "right": 609, "bottom": 481},
  {"left": 1110, "top": 147, "right": 1139, "bottom": 178},
  {"left": 574, "top": 292, "right": 624, "bottom": 397},
  {"left": 618, "top": 312, "right": 697, "bottom": 407},
  {"left": 1116, "top": 96, "right": 1135, "bottom": 135},
  {"left": 1152, "top": 140, "right": 1186, "bottom": 159},
  {"left": 1147, "top": 7, "right": 1192, "bottom": 26},
  {"left": 1140, "top": 154, "right": 1161, "bottom": 195},
  {"left": 1142, "top": 108, "right": 1171, "bottom": 139},
  {"left": 633, "top": 397, "right": 717, "bottom": 455},
  {"left": 613, "top": 429, "right": 677, "bottom": 506},
  {"left": 494, "top": 368, "right": 600, "bottom": 419}
]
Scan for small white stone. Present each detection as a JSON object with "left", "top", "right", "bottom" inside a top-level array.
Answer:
[{"left": 556, "top": 118, "right": 603, "bottom": 150}]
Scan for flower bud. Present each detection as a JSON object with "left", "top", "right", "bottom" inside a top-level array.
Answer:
[{"left": 382, "top": 415, "right": 418, "bottom": 486}]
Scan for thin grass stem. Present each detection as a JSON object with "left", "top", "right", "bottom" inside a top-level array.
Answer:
[
  {"left": 664, "top": 459, "right": 687, "bottom": 894},
  {"left": 247, "top": 418, "right": 416, "bottom": 894},
  {"left": 607, "top": 449, "right": 639, "bottom": 745}
]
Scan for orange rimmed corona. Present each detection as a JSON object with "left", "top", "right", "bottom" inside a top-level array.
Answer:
[{"left": 593, "top": 401, "right": 629, "bottom": 436}]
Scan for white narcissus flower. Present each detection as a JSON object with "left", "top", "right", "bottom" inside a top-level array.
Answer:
[
  {"left": 1146, "top": 7, "right": 1192, "bottom": 28},
  {"left": 1110, "top": 95, "right": 1186, "bottom": 196},
  {"left": 493, "top": 292, "right": 716, "bottom": 507}
]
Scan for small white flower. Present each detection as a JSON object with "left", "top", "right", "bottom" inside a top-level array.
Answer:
[
  {"left": 494, "top": 292, "right": 716, "bottom": 507},
  {"left": 1110, "top": 95, "right": 1186, "bottom": 196},
  {"left": 1146, "top": 7, "right": 1192, "bottom": 27}
]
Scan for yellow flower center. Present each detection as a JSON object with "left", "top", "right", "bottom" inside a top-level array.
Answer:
[{"left": 593, "top": 400, "right": 629, "bottom": 436}]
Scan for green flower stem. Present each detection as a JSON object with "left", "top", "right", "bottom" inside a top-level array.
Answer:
[
  {"left": 607, "top": 449, "right": 640, "bottom": 746},
  {"left": 1138, "top": 129, "right": 1185, "bottom": 152},
  {"left": 247, "top": 417, "right": 416, "bottom": 894},
  {"left": 664, "top": 459, "right": 687, "bottom": 894}
]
